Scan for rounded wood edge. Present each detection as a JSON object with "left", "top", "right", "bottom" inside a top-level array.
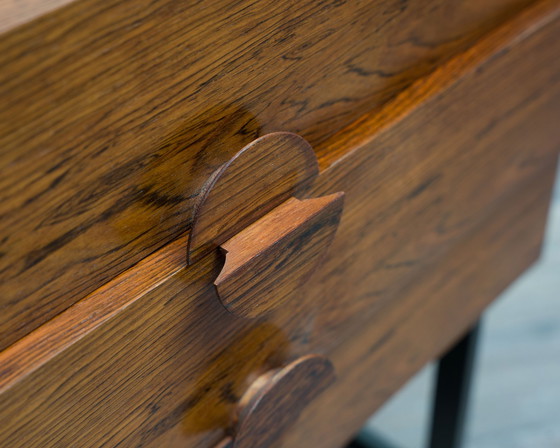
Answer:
[
  {"left": 230, "top": 354, "right": 336, "bottom": 448},
  {"left": 214, "top": 192, "right": 345, "bottom": 319},
  {"left": 187, "top": 132, "right": 319, "bottom": 265}
]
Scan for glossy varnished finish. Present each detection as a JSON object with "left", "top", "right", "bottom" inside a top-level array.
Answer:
[
  {"left": 1, "top": 2, "right": 559, "bottom": 446},
  {"left": 187, "top": 133, "right": 318, "bottom": 265},
  {"left": 305, "top": 0, "right": 560, "bottom": 344},
  {"left": 216, "top": 194, "right": 344, "bottom": 318},
  {"left": 283, "top": 161, "right": 558, "bottom": 448},
  {"left": 0, "top": 0, "right": 538, "bottom": 349},
  {"left": 226, "top": 355, "right": 335, "bottom": 448}
]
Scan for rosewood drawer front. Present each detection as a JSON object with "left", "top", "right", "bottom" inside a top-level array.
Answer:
[
  {"left": 1, "top": 1, "right": 560, "bottom": 447},
  {"left": 0, "top": 0, "right": 544, "bottom": 350}
]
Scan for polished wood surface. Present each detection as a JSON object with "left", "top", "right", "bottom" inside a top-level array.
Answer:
[
  {"left": 1, "top": 1, "right": 558, "bottom": 446},
  {"left": 284, "top": 160, "right": 558, "bottom": 448},
  {"left": 0, "top": 0, "right": 537, "bottom": 349},
  {"left": 224, "top": 355, "right": 335, "bottom": 448},
  {"left": 188, "top": 133, "right": 318, "bottom": 265},
  {"left": 216, "top": 194, "right": 344, "bottom": 318}
]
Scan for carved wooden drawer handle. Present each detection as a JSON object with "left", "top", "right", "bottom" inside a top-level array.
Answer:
[
  {"left": 188, "top": 132, "right": 344, "bottom": 318},
  {"left": 216, "top": 354, "right": 336, "bottom": 448},
  {"left": 216, "top": 194, "right": 343, "bottom": 317}
]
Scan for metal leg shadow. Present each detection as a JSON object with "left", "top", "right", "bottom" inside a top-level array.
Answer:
[
  {"left": 427, "top": 321, "right": 481, "bottom": 448},
  {"left": 346, "top": 321, "right": 482, "bottom": 448}
]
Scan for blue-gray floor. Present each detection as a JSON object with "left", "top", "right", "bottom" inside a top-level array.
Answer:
[{"left": 366, "top": 170, "right": 560, "bottom": 448}]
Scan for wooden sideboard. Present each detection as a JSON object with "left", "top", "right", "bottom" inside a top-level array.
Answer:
[{"left": 1, "top": 0, "right": 559, "bottom": 447}]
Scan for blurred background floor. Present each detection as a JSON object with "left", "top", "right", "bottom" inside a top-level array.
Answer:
[{"left": 365, "top": 167, "right": 560, "bottom": 448}]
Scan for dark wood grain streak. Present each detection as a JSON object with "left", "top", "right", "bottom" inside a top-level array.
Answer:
[
  {"left": 305, "top": 0, "right": 560, "bottom": 346},
  {"left": 0, "top": 235, "right": 188, "bottom": 393},
  {"left": 283, "top": 163, "right": 558, "bottom": 448},
  {"left": 318, "top": 0, "right": 560, "bottom": 163},
  {"left": 188, "top": 132, "right": 318, "bottom": 265},
  {"left": 216, "top": 194, "right": 344, "bottom": 318},
  {"left": 230, "top": 355, "right": 335, "bottom": 448},
  {"left": 0, "top": 2, "right": 558, "bottom": 446},
  {"left": 0, "top": 0, "right": 536, "bottom": 349}
]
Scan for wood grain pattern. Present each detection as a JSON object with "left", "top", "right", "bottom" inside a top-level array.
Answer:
[
  {"left": 0, "top": 0, "right": 537, "bottom": 349},
  {"left": 320, "top": 0, "right": 560, "bottom": 164},
  {"left": 230, "top": 355, "right": 335, "bottom": 448},
  {"left": 0, "top": 2, "right": 558, "bottom": 446},
  {"left": 305, "top": 0, "right": 560, "bottom": 346},
  {"left": 216, "top": 194, "right": 344, "bottom": 318},
  {"left": 282, "top": 155, "right": 559, "bottom": 448},
  {"left": 188, "top": 133, "right": 318, "bottom": 265},
  {"left": 0, "top": 235, "right": 188, "bottom": 394}
]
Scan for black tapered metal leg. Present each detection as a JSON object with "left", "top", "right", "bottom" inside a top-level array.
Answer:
[
  {"left": 427, "top": 321, "right": 481, "bottom": 448},
  {"left": 346, "top": 321, "right": 482, "bottom": 448},
  {"left": 347, "top": 430, "right": 401, "bottom": 448}
]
